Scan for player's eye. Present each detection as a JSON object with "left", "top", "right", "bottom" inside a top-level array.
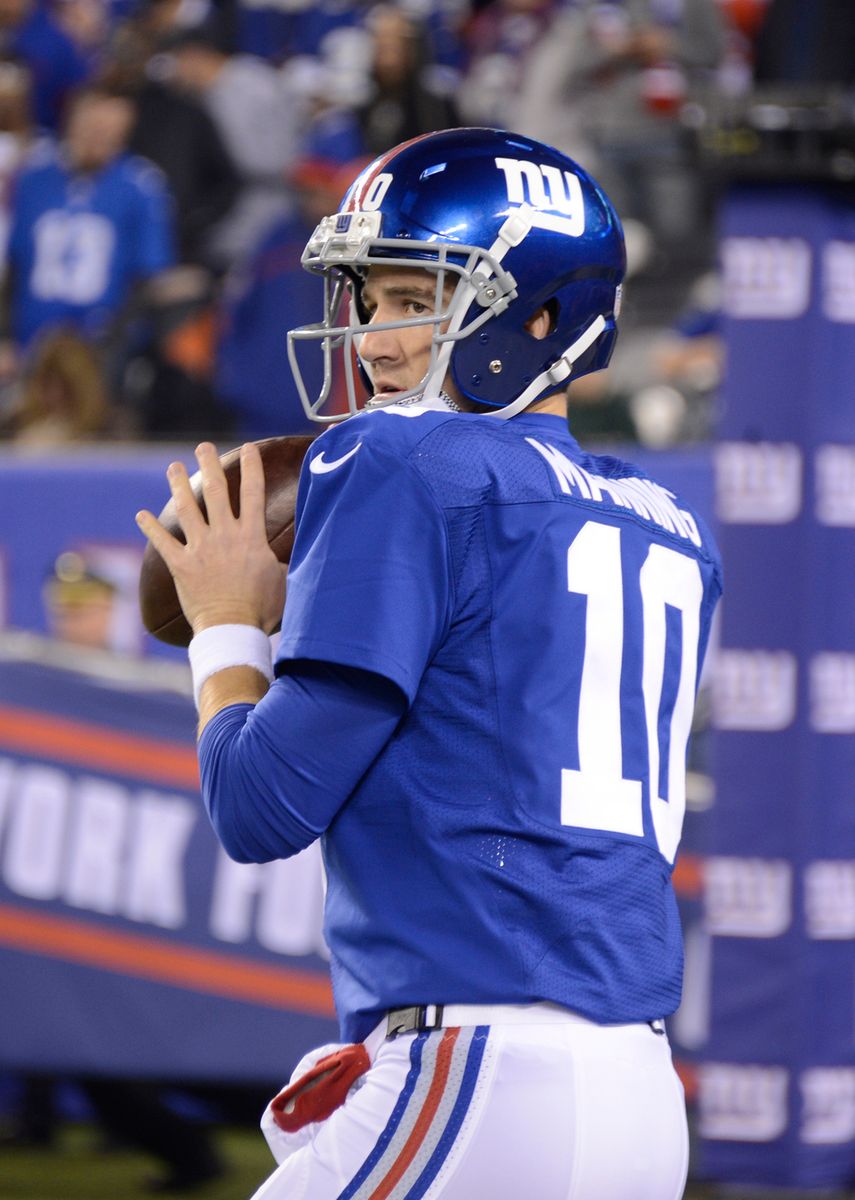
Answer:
[{"left": 405, "top": 300, "right": 429, "bottom": 315}]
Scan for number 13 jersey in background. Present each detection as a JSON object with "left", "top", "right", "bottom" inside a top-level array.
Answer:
[{"left": 277, "top": 403, "right": 723, "bottom": 1043}]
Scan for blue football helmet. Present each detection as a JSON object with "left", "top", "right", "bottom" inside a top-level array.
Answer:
[{"left": 288, "top": 127, "right": 626, "bottom": 421}]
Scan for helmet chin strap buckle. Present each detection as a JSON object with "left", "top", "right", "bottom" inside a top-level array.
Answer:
[
  {"left": 547, "top": 358, "right": 573, "bottom": 387},
  {"left": 546, "top": 314, "right": 607, "bottom": 386}
]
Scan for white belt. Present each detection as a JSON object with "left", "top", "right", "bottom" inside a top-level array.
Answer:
[{"left": 384, "top": 1001, "right": 601, "bottom": 1039}]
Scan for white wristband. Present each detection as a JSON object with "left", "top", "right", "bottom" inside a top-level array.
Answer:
[{"left": 188, "top": 624, "right": 274, "bottom": 711}]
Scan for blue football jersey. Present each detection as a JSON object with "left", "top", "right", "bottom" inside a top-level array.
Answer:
[
  {"left": 277, "top": 403, "right": 723, "bottom": 1042},
  {"left": 8, "top": 147, "right": 176, "bottom": 346}
]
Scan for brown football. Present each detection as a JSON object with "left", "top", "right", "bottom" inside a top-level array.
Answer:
[{"left": 139, "top": 435, "right": 314, "bottom": 647}]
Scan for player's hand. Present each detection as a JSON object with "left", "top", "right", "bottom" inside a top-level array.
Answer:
[{"left": 135, "top": 442, "right": 286, "bottom": 635}]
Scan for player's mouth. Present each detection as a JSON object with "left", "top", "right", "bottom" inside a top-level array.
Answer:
[{"left": 371, "top": 380, "right": 405, "bottom": 397}]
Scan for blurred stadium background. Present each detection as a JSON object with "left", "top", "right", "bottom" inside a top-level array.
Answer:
[{"left": 2, "top": 0, "right": 855, "bottom": 1194}]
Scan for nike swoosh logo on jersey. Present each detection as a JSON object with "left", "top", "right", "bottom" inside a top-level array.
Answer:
[{"left": 309, "top": 444, "right": 363, "bottom": 475}]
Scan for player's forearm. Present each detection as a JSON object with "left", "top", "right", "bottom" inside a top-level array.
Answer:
[
  {"left": 197, "top": 663, "right": 406, "bottom": 864},
  {"left": 198, "top": 699, "right": 319, "bottom": 863}
]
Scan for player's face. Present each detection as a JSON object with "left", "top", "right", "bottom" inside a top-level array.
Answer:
[{"left": 358, "top": 266, "right": 461, "bottom": 405}]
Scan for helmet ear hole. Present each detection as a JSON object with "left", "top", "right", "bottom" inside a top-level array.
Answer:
[{"left": 526, "top": 298, "right": 560, "bottom": 341}]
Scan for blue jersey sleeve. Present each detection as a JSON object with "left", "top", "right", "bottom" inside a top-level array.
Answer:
[{"left": 276, "top": 426, "right": 452, "bottom": 703}]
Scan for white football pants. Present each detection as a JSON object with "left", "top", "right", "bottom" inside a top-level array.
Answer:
[{"left": 253, "top": 1004, "right": 689, "bottom": 1200}]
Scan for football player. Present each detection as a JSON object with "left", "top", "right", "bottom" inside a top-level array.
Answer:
[{"left": 137, "top": 128, "right": 722, "bottom": 1199}]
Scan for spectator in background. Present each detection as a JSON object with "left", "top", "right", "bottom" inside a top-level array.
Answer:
[
  {"left": 134, "top": 0, "right": 224, "bottom": 46},
  {"left": 125, "top": 260, "right": 237, "bottom": 439},
  {"left": 563, "top": 266, "right": 724, "bottom": 448},
  {"left": 298, "top": 5, "right": 460, "bottom": 164},
  {"left": 3, "top": 83, "right": 176, "bottom": 357},
  {"left": 713, "top": 0, "right": 769, "bottom": 94},
  {"left": 514, "top": 0, "right": 725, "bottom": 276},
  {"left": 0, "top": 0, "right": 89, "bottom": 128},
  {"left": 0, "top": 57, "right": 45, "bottom": 259},
  {"left": 280, "top": 35, "right": 373, "bottom": 165},
  {"left": 54, "top": 0, "right": 113, "bottom": 75},
  {"left": 166, "top": 22, "right": 301, "bottom": 267},
  {"left": 3, "top": 327, "right": 109, "bottom": 443},
  {"left": 102, "top": 17, "right": 241, "bottom": 271},
  {"left": 232, "top": 0, "right": 364, "bottom": 66},
  {"left": 355, "top": 4, "right": 460, "bottom": 157},
  {"left": 457, "top": 0, "right": 558, "bottom": 129},
  {"left": 43, "top": 549, "right": 118, "bottom": 646}
]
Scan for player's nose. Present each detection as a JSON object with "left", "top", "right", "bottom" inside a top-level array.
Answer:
[{"left": 358, "top": 320, "right": 399, "bottom": 364}]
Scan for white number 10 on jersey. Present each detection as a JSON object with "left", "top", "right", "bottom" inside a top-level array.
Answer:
[{"left": 562, "top": 521, "right": 703, "bottom": 865}]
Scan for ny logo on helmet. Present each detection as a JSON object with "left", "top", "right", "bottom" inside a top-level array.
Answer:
[{"left": 494, "top": 157, "right": 586, "bottom": 238}]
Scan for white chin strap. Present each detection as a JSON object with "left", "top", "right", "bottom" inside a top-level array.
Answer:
[{"left": 488, "top": 313, "right": 607, "bottom": 421}]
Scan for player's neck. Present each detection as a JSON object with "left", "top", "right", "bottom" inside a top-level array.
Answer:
[
  {"left": 526, "top": 393, "right": 567, "bottom": 417},
  {"left": 453, "top": 392, "right": 567, "bottom": 417}
]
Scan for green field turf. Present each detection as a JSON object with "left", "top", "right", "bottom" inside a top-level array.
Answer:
[
  {"left": 1, "top": 1126, "right": 812, "bottom": 1199},
  {"left": 0, "top": 1124, "right": 272, "bottom": 1199}
]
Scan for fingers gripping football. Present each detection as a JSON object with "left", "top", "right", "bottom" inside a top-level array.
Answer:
[
  {"left": 137, "top": 436, "right": 311, "bottom": 646},
  {"left": 136, "top": 442, "right": 284, "bottom": 636}
]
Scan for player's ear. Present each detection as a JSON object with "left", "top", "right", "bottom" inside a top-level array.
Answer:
[{"left": 524, "top": 302, "right": 556, "bottom": 341}]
